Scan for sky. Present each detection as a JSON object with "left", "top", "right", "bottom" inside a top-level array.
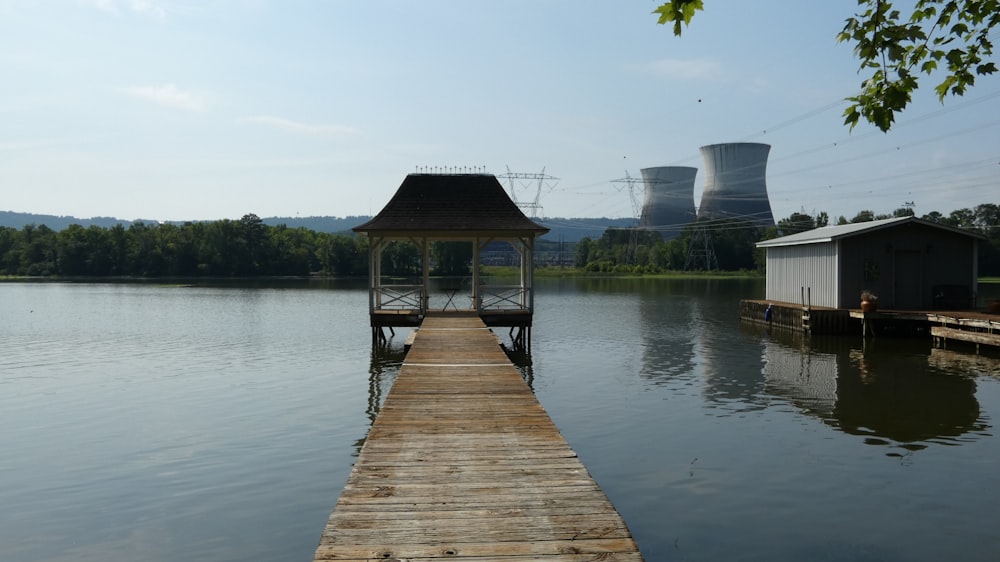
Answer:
[{"left": 2, "top": 0, "right": 998, "bottom": 225}]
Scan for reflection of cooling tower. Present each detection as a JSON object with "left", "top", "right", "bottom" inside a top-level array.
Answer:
[
  {"left": 698, "top": 142, "right": 775, "bottom": 226},
  {"left": 638, "top": 166, "right": 697, "bottom": 240}
]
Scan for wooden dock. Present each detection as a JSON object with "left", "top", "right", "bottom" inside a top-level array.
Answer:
[
  {"left": 313, "top": 316, "right": 643, "bottom": 561},
  {"left": 929, "top": 313, "right": 1000, "bottom": 352}
]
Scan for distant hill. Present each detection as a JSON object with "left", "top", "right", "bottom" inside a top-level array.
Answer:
[
  {"left": 0, "top": 211, "right": 634, "bottom": 242},
  {"left": 0, "top": 211, "right": 371, "bottom": 233},
  {"left": 0, "top": 211, "right": 137, "bottom": 231},
  {"left": 261, "top": 215, "right": 371, "bottom": 234},
  {"left": 538, "top": 217, "right": 636, "bottom": 242}
]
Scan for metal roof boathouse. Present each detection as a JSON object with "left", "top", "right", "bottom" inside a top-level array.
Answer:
[
  {"left": 757, "top": 216, "right": 985, "bottom": 310},
  {"left": 353, "top": 173, "right": 549, "bottom": 347}
]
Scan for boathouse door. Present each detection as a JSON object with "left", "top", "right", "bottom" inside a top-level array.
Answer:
[{"left": 893, "top": 250, "right": 923, "bottom": 309}]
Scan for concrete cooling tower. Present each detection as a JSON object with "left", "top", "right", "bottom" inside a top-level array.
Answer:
[
  {"left": 697, "top": 142, "right": 775, "bottom": 226},
  {"left": 639, "top": 166, "right": 698, "bottom": 240}
]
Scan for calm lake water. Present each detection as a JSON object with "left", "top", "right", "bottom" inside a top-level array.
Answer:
[{"left": 2, "top": 278, "right": 1000, "bottom": 561}]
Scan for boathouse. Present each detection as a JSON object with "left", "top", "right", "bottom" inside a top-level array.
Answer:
[
  {"left": 756, "top": 216, "right": 986, "bottom": 310},
  {"left": 353, "top": 173, "right": 549, "bottom": 345}
]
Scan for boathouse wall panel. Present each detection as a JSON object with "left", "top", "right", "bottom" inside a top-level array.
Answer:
[
  {"left": 764, "top": 242, "right": 839, "bottom": 307},
  {"left": 838, "top": 223, "right": 978, "bottom": 309}
]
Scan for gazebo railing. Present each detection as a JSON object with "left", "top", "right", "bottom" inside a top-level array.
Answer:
[
  {"left": 478, "top": 285, "right": 530, "bottom": 311},
  {"left": 372, "top": 283, "right": 532, "bottom": 314},
  {"left": 373, "top": 284, "right": 425, "bottom": 313}
]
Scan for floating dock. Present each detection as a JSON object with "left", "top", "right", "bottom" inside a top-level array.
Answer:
[
  {"left": 928, "top": 313, "right": 1000, "bottom": 352},
  {"left": 313, "top": 316, "right": 643, "bottom": 561},
  {"left": 741, "top": 299, "right": 1000, "bottom": 352},
  {"left": 740, "top": 299, "right": 854, "bottom": 334}
]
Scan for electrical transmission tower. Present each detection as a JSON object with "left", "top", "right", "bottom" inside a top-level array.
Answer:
[
  {"left": 683, "top": 218, "right": 719, "bottom": 271},
  {"left": 498, "top": 167, "right": 559, "bottom": 219},
  {"left": 611, "top": 171, "right": 643, "bottom": 266}
]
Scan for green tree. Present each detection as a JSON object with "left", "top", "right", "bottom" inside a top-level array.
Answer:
[
  {"left": 653, "top": 0, "right": 1000, "bottom": 131},
  {"left": 0, "top": 226, "right": 17, "bottom": 274},
  {"left": 381, "top": 241, "right": 422, "bottom": 276},
  {"left": 973, "top": 203, "right": 1000, "bottom": 232},
  {"left": 947, "top": 207, "right": 976, "bottom": 228},
  {"left": 850, "top": 209, "right": 877, "bottom": 223},
  {"left": 323, "top": 234, "right": 366, "bottom": 276},
  {"left": 20, "top": 224, "right": 57, "bottom": 275},
  {"left": 270, "top": 225, "right": 319, "bottom": 276},
  {"left": 107, "top": 223, "right": 128, "bottom": 275},
  {"left": 55, "top": 224, "right": 90, "bottom": 275},
  {"left": 431, "top": 241, "right": 472, "bottom": 276},
  {"left": 238, "top": 213, "right": 266, "bottom": 275},
  {"left": 922, "top": 210, "right": 946, "bottom": 223},
  {"left": 706, "top": 219, "right": 764, "bottom": 271},
  {"left": 574, "top": 237, "right": 596, "bottom": 268},
  {"left": 650, "top": 238, "right": 687, "bottom": 270},
  {"left": 974, "top": 203, "right": 1000, "bottom": 276},
  {"left": 777, "top": 212, "right": 817, "bottom": 235}
]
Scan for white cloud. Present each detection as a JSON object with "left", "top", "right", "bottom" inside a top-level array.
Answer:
[
  {"left": 128, "top": 0, "right": 167, "bottom": 20},
  {"left": 82, "top": 0, "right": 116, "bottom": 13},
  {"left": 124, "top": 83, "right": 210, "bottom": 111},
  {"left": 239, "top": 116, "right": 360, "bottom": 136},
  {"left": 644, "top": 58, "right": 722, "bottom": 80},
  {"left": 79, "top": 0, "right": 167, "bottom": 20}
]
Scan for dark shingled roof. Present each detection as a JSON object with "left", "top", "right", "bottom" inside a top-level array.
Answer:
[{"left": 353, "top": 174, "right": 549, "bottom": 235}]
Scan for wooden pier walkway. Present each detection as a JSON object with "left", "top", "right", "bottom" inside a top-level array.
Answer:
[{"left": 313, "top": 316, "right": 643, "bottom": 561}]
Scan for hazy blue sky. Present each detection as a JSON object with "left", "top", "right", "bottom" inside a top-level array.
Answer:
[{"left": 2, "top": 1, "right": 998, "bottom": 223}]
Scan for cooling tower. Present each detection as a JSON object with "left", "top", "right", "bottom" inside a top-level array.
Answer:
[
  {"left": 638, "top": 166, "right": 698, "bottom": 240},
  {"left": 697, "top": 142, "right": 775, "bottom": 226}
]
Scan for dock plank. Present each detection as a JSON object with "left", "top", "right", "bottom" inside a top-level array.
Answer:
[
  {"left": 313, "top": 316, "right": 643, "bottom": 561},
  {"left": 931, "top": 325, "right": 1000, "bottom": 349}
]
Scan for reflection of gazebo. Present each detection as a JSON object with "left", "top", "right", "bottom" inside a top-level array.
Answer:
[{"left": 353, "top": 173, "right": 549, "bottom": 347}]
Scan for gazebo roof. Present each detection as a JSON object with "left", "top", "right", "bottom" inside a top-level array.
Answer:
[{"left": 353, "top": 173, "right": 549, "bottom": 236}]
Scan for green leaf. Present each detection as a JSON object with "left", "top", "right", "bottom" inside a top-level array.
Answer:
[
  {"left": 653, "top": 0, "right": 704, "bottom": 36},
  {"left": 842, "top": 105, "right": 862, "bottom": 130}
]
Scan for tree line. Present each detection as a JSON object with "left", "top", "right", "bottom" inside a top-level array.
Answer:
[
  {"left": 0, "top": 214, "right": 371, "bottom": 277},
  {"left": 4, "top": 204, "right": 999, "bottom": 278},
  {"left": 574, "top": 203, "right": 1000, "bottom": 276},
  {"left": 0, "top": 213, "right": 491, "bottom": 278}
]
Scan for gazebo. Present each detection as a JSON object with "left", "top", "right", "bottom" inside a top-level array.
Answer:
[{"left": 353, "top": 173, "right": 549, "bottom": 347}]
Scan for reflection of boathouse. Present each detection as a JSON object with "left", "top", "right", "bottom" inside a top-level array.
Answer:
[
  {"left": 757, "top": 331, "right": 985, "bottom": 447},
  {"left": 353, "top": 173, "right": 549, "bottom": 346}
]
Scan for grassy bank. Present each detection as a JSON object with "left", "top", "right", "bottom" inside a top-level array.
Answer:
[{"left": 481, "top": 265, "right": 763, "bottom": 280}]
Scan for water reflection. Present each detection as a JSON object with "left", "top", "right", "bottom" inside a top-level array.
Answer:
[
  {"left": 839, "top": 344, "right": 983, "bottom": 447},
  {"left": 503, "top": 347, "right": 535, "bottom": 389},
  {"left": 928, "top": 346, "right": 1000, "bottom": 377},
  {"left": 636, "top": 278, "right": 771, "bottom": 408},
  {"left": 752, "top": 325, "right": 990, "bottom": 451},
  {"left": 354, "top": 341, "right": 406, "bottom": 455},
  {"left": 637, "top": 280, "right": 699, "bottom": 386}
]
